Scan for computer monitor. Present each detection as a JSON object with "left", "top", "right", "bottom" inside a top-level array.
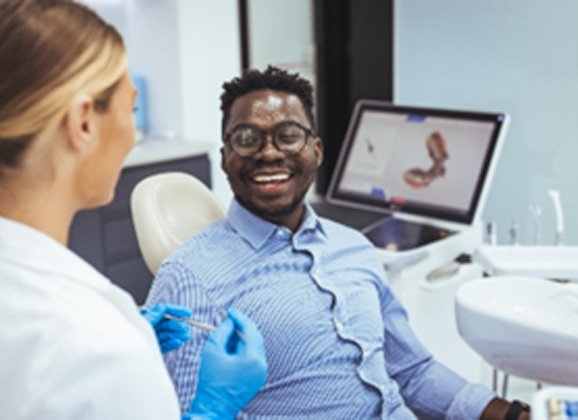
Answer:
[{"left": 325, "top": 100, "right": 509, "bottom": 251}]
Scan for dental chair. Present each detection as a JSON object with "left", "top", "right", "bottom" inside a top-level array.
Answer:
[{"left": 130, "top": 172, "right": 225, "bottom": 275}]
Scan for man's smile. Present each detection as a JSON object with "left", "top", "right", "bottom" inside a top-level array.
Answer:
[
  {"left": 251, "top": 172, "right": 291, "bottom": 183},
  {"left": 247, "top": 170, "right": 294, "bottom": 195}
]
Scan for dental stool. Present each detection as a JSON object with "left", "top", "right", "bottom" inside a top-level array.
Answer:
[{"left": 130, "top": 172, "right": 225, "bottom": 275}]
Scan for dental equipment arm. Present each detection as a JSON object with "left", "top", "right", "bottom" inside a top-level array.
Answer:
[
  {"left": 529, "top": 204, "right": 542, "bottom": 245},
  {"left": 184, "top": 308, "right": 268, "bottom": 420},
  {"left": 486, "top": 221, "right": 497, "bottom": 246},
  {"left": 140, "top": 304, "right": 192, "bottom": 353},
  {"left": 548, "top": 189, "right": 564, "bottom": 245}
]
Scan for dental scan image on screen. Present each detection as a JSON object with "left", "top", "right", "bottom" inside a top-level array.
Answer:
[
  {"left": 328, "top": 101, "right": 508, "bottom": 228},
  {"left": 340, "top": 111, "right": 494, "bottom": 211}
]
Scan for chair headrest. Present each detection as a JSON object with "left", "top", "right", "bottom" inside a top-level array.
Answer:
[{"left": 130, "top": 172, "right": 225, "bottom": 274}]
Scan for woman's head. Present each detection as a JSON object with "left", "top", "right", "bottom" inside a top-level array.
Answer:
[{"left": 0, "top": 0, "right": 127, "bottom": 171}]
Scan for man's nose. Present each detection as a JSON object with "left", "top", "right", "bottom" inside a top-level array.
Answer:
[{"left": 256, "top": 134, "right": 283, "bottom": 160}]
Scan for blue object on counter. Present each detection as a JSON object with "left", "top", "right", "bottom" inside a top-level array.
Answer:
[{"left": 132, "top": 75, "right": 149, "bottom": 135}]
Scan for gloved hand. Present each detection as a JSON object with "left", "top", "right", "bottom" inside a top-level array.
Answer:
[
  {"left": 140, "top": 304, "right": 192, "bottom": 353},
  {"left": 183, "top": 308, "right": 268, "bottom": 420}
]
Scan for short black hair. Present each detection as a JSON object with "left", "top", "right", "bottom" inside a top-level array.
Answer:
[{"left": 220, "top": 65, "right": 315, "bottom": 137}]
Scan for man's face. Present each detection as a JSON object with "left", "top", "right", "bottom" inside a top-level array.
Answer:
[{"left": 221, "top": 89, "right": 323, "bottom": 231}]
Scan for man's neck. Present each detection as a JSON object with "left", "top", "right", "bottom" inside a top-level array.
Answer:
[{"left": 238, "top": 200, "right": 306, "bottom": 233}]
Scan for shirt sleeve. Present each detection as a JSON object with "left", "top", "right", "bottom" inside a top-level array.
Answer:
[
  {"left": 145, "top": 260, "right": 222, "bottom": 414},
  {"left": 377, "top": 268, "right": 496, "bottom": 419}
]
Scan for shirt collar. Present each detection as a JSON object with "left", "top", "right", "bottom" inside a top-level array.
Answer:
[{"left": 227, "top": 199, "right": 327, "bottom": 249}]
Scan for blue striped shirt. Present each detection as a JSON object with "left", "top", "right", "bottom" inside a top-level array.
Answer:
[{"left": 146, "top": 200, "right": 495, "bottom": 419}]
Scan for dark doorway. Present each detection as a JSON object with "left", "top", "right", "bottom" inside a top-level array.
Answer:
[{"left": 314, "top": 0, "right": 394, "bottom": 193}]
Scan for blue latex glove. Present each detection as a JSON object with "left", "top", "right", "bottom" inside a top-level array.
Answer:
[
  {"left": 183, "top": 308, "right": 268, "bottom": 420},
  {"left": 140, "top": 304, "right": 192, "bottom": 353}
]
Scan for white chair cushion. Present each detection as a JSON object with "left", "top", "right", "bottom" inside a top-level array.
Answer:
[{"left": 130, "top": 172, "right": 225, "bottom": 275}]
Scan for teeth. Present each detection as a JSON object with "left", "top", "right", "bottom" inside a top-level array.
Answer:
[{"left": 253, "top": 173, "right": 290, "bottom": 183}]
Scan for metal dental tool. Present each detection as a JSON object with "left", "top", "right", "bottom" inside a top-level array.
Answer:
[
  {"left": 153, "top": 308, "right": 246, "bottom": 342},
  {"left": 140, "top": 305, "right": 216, "bottom": 332},
  {"left": 548, "top": 189, "right": 564, "bottom": 245},
  {"left": 162, "top": 313, "right": 215, "bottom": 332},
  {"left": 486, "top": 221, "right": 497, "bottom": 245},
  {"left": 165, "top": 310, "right": 247, "bottom": 343},
  {"left": 529, "top": 203, "right": 542, "bottom": 245},
  {"left": 509, "top": 218, "right": 519, "bottom": 245}
]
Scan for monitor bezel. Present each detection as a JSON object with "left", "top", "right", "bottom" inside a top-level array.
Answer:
[{"left": 325, "top": 100, "right": 509, "bottom": 225}]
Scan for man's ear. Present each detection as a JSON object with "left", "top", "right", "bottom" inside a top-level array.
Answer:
[
  {"left": 313, "top": 136, "right": 324, "bottom": 167},
  {"left": 64, "top": 94, "right": 95, "bottom": 151}
]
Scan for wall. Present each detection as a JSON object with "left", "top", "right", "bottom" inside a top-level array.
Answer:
[
  {"left": 395, "top": 1, "right": 578, "bottom": 245},
  {"left": 247, "top": 0, "right": 315, "bottom": 83},
  {"left": 82, "top": 0, "right": 241, "bottom": 206},
  {"left": 176, "top": 0, "right": 241, "bottom": 206}
]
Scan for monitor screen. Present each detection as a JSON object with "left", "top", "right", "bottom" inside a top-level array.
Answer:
[{"left": 326, "top": 100, "right": 509, "bottom": 225}]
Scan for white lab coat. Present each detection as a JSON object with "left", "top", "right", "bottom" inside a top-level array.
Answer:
[{"left": 0, "top": 216, "right": 181, "bottom": 419}]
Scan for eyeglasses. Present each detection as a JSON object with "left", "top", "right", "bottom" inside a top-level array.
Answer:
[{"left": 224, "top": 121, "right": 315, "bottom": 157}]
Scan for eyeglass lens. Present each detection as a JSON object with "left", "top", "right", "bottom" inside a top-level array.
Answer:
[{"left": 228, "top": 122, "right": 310, "bottom": 156}]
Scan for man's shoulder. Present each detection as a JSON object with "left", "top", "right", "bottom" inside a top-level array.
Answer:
[{"left": 165, "top": 219, "right": 242, "bottom": 263}]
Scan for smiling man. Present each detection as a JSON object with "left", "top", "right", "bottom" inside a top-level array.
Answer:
[
  {"left": 220, "top": 87, "right": 321, "bottom": 232},
  {"left": 145, "top": 66, "right": 529, "bottom": 419}
]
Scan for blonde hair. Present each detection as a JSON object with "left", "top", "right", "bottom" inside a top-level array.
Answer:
[{"left": 0, "top": 0, "right": 127, "bottom": 167}]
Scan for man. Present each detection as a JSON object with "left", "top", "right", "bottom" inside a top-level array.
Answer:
[{"left": 146, "top": 66, "right": 529, "bottom": 419}]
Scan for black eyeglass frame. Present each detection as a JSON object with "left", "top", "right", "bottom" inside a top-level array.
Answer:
[{"left": 223, "top": 121, "right": 316, "bottom": 157}]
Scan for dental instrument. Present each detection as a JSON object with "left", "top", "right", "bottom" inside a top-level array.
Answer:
[
  {"left": 164, "top": 312, "right": 247, "bottom": 343},
  {"left": 425, "top": 253, "right": 471, "bottom": 283},
  {"left": 548, "top": 189, "right": 564, "bottom": 245},
  {"left": 140, "top": 305, "right": 217, "bottom": 332},
  {"left": 529, "top": 204, "right": 542, "bottom": 245},
  {"left": 163, "top": 313, "right": 216, "bottom": 331},
  {"left": 486, "top": 221, "right": 497, "bottom": 245},
  {"left": 509, "top": 219, "right": 518, "bottom": 245}
]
